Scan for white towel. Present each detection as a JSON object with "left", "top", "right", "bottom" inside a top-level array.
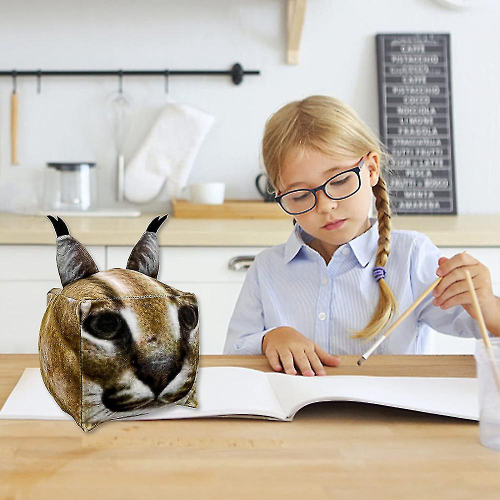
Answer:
[{"left": 124, "top": 102, "right": 215, "bottom": 203}]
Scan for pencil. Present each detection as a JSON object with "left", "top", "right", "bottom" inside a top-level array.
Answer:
[
  {"left": 463, "top": 269, "right": 500, "bottom": 391},
  {"left": 357, "top": 276, "right": 443, "bottom": 366}
]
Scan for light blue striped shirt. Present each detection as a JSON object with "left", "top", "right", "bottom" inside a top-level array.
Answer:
[{"left": 223, "top": 217, "right": 491, "bottom": 356}]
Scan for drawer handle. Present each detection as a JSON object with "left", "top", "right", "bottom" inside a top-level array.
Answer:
[{"left": 228, "top": 256, "right": 255, "bottom": 272}]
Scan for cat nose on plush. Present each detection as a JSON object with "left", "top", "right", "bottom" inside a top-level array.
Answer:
[{"left": 134, "top": 354, "right": 184, "bottom": 398}]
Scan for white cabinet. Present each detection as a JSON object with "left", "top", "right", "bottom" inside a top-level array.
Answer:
[
  {"left": 107, "top": 246, "right": 267, "bottom": 355},
  {"left": 0, "top": 245, "right": 106, "bottom": 353},
  {"left": 1, "top": 242, "right": 499, "bottom": 355},
  {"left": 109, "top": 245, "right": 500, "bottom": 356}
]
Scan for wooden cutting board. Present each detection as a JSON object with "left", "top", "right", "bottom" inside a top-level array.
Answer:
[{"left": 171, "top": 198, "right": 291, "bottom": 219}]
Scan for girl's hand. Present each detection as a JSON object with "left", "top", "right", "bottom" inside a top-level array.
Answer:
[
  {"left": 262, "top": 326, "right": 341, "bottom": 376},
  {"left": 433, "top": 252, "right": 500, "bottom": 335}
]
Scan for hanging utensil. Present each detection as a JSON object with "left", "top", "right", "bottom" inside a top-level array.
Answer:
[
  {"left": 11, "top": 71, "right": 18, "bottom": 165},
  {"left": 106, "top": 71, "right": 133, "bottom": 202}
]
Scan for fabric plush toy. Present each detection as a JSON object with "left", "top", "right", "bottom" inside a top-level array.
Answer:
[{"left": 39, "top": 214, "right": 199, "bottom": 432}]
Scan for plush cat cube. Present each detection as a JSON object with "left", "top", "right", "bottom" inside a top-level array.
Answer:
[{"left": 39, "top": 215, "right": 199, "bottom": 432}]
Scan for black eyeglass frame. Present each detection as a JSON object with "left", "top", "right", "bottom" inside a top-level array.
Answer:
[{"left": 275, "top": 156, "right": 366, "bottom": 215}]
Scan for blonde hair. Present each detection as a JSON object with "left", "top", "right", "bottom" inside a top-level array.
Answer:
[{"left": 261, "top": 95, "right": 399, "bottom": 341}]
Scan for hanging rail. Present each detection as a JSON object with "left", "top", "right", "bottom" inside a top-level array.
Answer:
[{"left": 0, "top": 63, "right": 259, "bottom": 86}]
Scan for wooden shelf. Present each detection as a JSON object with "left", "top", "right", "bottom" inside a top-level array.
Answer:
[
  {"left": 287, "top": 0, "right": 308, "bottom": 64},
  {"left": 171, "top": 198, "right": 291, "bottom": 219}
]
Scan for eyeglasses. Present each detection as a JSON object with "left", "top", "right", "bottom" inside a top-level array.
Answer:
[{"left": 275, "top": 156, "right": 366, "bottom": 215}]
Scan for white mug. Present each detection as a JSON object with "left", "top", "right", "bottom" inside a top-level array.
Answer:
[{"left": 187, "top": 182, "right": 225, "bottom": 204}]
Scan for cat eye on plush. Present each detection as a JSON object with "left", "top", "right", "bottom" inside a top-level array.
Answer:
[
  {"left": 178, "top": 305, "right": 198, "bottom": 331},
  {"left": 87, "top": 312, "right": 123, "bottom": 340}
]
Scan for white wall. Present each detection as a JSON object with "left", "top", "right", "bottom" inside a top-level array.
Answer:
[{"left": 0, "top": 0, "right": 498, "bottom": 214}]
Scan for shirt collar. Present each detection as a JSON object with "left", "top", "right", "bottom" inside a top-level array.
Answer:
[{"left": 284, "top": 217, "right": 379, "bottom": 268}]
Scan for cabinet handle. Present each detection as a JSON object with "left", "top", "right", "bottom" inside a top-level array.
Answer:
[{"left": 228, "top": 256, "right": 255, "bottom": 272}]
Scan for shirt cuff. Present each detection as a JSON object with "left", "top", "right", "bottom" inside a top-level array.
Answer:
[
  {"left": 460, "top": 317, "right": 497, "bottom": 339},
  {"left": 235, "top": 327, "right": 279, "bottom": 355}
]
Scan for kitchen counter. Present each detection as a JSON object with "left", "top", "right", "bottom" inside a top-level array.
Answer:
[
  {"left": 3, "top": 355, "right": 499, "bottom": 500},
  {"left": 0, "top": 212, "right": 499, "bottom": 247}
]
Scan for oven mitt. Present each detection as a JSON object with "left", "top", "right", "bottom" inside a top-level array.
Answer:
[
  {"left": 39, "top": 214, "right": 200, "bottom": 432},
  {"left": 124, "top": 102, "right": 215, "bottom": 203}
]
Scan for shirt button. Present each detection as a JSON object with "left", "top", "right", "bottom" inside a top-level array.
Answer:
[
  {"left": 318, "top": 312, "right": 327, "bottom": 321},
  {"left": 342, "top": 247, "right": 350, "bottom": 255},
  {"left": 322, "top": 277, "right": 329, "bottom": 285}
]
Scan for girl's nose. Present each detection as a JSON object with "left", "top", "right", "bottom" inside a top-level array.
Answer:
[{"left": 316, "top": 189, "right": 338, "bottom": 213}]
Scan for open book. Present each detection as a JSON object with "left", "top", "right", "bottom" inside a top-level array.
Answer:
[{"left": 0, "top": 366, "right": 479, "bottom": 422}]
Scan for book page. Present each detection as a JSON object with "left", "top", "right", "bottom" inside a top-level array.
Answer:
[
  {"left": 134, "top": 366, "right": 285, "bottom": 420},
  {"left": 0, "top": 367, "right": 479, "bottom": 423},
  {"left": 0, "top": 367, "right": 286, "bottom": 421},
  {"left": 265, "top": 373, "right": 479, "bottom": 421}
]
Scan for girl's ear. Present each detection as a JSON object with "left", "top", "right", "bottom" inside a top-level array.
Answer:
[
  {"left": 126, "top": 214, "right": 168, "bottom": 279},
  {"left": 366, "top": 152, "right": 380, "bottom": 187},
  {"left": 367, "top": 150, "right": 379, "bottom": 166}
]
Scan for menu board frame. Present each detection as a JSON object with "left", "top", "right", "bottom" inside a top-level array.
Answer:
[{"left": 376, "top": 33, "right": 457, "bottom": 215}]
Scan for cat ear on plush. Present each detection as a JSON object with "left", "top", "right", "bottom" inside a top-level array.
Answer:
[
  {"left": 126, "top": 214, "right": 169, "bottom": 280},
  {"left": 47, "top": 215, "right": 100, "bottom": 288}
]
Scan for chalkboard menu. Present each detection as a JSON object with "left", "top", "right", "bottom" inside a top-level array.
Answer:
[{"left": 376, "top": 34, "right": 457, "bottom": 215}]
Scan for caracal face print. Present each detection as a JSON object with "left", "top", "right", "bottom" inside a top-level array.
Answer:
[{"left": 39, "top": 215, "right": 200, "bottom": 432}]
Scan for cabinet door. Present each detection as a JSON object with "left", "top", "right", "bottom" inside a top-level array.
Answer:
[
  {"left": 426, "top": 247, "right": 500, "bottom": 354},
  {"left": 108, "top": 246, "right": 264, "bottom": 283},
  {"left": 0, "top": 245, "right": 106, "bottom": 353},
  {"left": 107, "top": 246, "right": 266, "bottom": 354}
]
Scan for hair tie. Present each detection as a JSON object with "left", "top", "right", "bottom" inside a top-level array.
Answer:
[{"left": 373, "top": 266, "right": 386, "bottom": 282}]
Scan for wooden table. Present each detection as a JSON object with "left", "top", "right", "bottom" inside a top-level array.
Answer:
[{"left": 1, "top": 354, "right": 500, "bottom": 500}]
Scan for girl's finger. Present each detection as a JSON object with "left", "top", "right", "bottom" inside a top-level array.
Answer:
[
  {"left": 266, "top": 349, "right": 283, "bottom": 372},
  {"left": 315, "top": 344, "right": 342, "bottom": 367},
  {"left": 439, "top": 290, "right": 469, "bottom": 310},
  {"left": 437, "top": 252, "right": 477, "bottom": 276},
  {"left": 306, "top": 349, "right": 327, "bottom": 376},
  {"left": 434, "top": 264, "right": 481, "bottom": 299},
  {"left": 277, "top": 348, "right": 297, "bottom": 375},
  {"left": 434, "top": 276, "right": 475, "bottom": 306},
  {"left": 441, "top": 283, "right": 493, "bottom": 310},
  {"left": 291, "top": 348, "right": 314, "bottom": 376}
]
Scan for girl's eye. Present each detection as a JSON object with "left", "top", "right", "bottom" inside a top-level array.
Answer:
[
  {"left": 292, "top": 193, "right": 309, "bottom": 201},
  {"left": 330, "top": 178, "right": 348, "bottom": 187}
]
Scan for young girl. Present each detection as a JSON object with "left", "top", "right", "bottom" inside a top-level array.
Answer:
[{"left": 223, "top": 95, "right": 500, "bottom": 376}]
